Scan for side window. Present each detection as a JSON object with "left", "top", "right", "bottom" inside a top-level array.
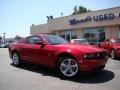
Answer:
[{"left": 26, "top": 36, "right": 42, "bottom": 44}]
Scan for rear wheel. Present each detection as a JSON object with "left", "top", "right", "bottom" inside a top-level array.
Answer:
[
  {"left": 57, "top": 56, "right": 79, "bottom": 78},
  {"left": 12, "top": 52, "right": 21, "bottom": 66}
]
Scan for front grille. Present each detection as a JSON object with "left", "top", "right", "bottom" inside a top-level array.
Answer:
[{"left": 85, "top": 52, "right": 106, "bottom": 60}]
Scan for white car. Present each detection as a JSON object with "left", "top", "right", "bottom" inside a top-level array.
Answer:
[
  {"left": 0, "top": 43, "right": 9, "bottom": 48},
  {"left": 70, "top": 39, "right": 89, "bottom": 44}
]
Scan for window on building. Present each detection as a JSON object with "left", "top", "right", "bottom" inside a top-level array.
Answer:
[
  {"left": 71, "top": 31, "right": 77, "bottom": 39},
  {"left": 118, "top": 26, "right": 120, "bottom": 38},
  {"left": 98, "top": 29, "right": 105, "bottom": 42},
  {"left": 83, "top": 28, "right": 105, "bottom": 45},
  {"left": 60, "top": 30, "right": 77, "bottom": 41}
]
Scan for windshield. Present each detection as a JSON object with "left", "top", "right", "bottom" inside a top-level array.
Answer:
[
  {"left": 44, "top": 35, "right": 68, "bottom": 45},
  {"left": 111, "top": 39, "right": 120, "bottom": 44}
]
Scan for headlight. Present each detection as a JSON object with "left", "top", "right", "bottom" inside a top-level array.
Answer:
[
  {"left": 84, "top": 53, "right": 96, "bottom": 59},
  {"left": 84, "top": 54, "right": 87, "bottom": 58},
  {"left": 84, "top": 52, "right": 106, "bottom": 60}
]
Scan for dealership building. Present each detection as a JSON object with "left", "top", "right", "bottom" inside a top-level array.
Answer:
[{"left": 30, "top": 7, "right": 120, "bottom": 45}]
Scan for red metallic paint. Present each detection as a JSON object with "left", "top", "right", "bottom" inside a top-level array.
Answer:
[
  {"left": 9, "top": 34, "right": 108, "bottom": 73},
  {"left": 100, "top": 38, "right": 120, "bottom": 58}
]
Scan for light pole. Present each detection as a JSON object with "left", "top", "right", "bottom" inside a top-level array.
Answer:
[{"left": 3, "top": 33, "right": 6, "bottom": 43}]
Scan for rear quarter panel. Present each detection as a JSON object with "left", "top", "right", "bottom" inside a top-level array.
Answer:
[{"left": 9, "top": 42, "right": 25, "bottom": 60}]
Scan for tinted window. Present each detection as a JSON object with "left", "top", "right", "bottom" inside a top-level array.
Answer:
[
  {"left": 26, "top": 36, "right": 42, "bottom": 44},
  {"left": 110, "top": 39, "right": 120, "bottom": 44},
  {"left": 44, "top": 35, "right": 68, "bottom": 45}
]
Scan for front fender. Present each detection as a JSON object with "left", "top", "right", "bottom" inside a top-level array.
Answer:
[{"left": 54, "top": 48, "right": 84, "bottom": 67}]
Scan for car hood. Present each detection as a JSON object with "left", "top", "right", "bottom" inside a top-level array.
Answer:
[
  {"left": 56, "top": 43, "right": 106, "bottom": 53},
  {"left": 112, "top": 44, "right": 120, "bottom": 49}
]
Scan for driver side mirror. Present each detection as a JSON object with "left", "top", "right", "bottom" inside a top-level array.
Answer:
[{"left": 35, "top": 41, "right": 45, "bottom": 46}]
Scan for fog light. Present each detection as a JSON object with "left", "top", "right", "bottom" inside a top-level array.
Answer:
[{"left": 84, "top": 54, "right": 87, "bottom": 58}]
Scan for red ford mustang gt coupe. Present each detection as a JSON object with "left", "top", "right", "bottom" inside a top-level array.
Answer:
[{"left": 9, "top": 34, "right": 108, "bottom": 78}]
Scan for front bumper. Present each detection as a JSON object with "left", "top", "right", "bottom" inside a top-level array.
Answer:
[
  {"left": 78, "top": 57, "right": 108, "bottom": 73},
  {"left": 115, "top": 51, "right": 120, "bottom": 57}
]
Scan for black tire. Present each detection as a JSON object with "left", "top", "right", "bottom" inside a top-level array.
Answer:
[
  {"left": 12, "top": 52, "right": 21, "bottom": 66},
  {"left": 57, "top": 56, "right": 79, "bottom": 78},
  {"left": 95, "top": 65, "right": 105, "bottom": 72},
  {"left": 111, "top": 49, "right": 116, "bottom": 59}
]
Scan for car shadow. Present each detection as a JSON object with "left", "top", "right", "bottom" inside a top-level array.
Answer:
[
  {"left": 10, "top": 63, "right": 114, "bottom": 84},
  {"left": 112, "top": 58, "right": 120, "bottom": 61},
  {"left": 67, "top": 70, "right": 114, "bottom": 84}
]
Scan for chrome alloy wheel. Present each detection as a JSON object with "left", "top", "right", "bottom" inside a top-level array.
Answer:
[
  {"left": 111, "top": 50, "right": 115, "bottom": 59},
  {"left": 12, "top": 53, "right": 20, "bottom": 66},
  {"left": 60, "top": 58, "right": 78, "bottom": 77}
]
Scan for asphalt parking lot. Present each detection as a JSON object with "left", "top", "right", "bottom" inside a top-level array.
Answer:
[{"left": 0, "top": 48, "right": 120, "bottom": 90}]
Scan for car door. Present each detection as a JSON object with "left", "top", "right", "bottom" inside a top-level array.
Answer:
[
  {"left": 37, "top": 45, "right": 57, "bottom": 66},
  {"left": 24, "top": 36, "right": 45, "bottom": 64},
  {"left": 24, "top": 36, "right": 57, "bottom": 66}
]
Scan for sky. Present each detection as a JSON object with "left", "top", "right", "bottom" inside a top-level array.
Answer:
[{"left": 0, "top": 0, "right": 120, "bottom": 38}]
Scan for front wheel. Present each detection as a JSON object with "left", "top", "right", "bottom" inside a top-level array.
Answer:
[
  {"left": 57, "top": 56, "right": 79, "bottom": 78},
  {"left": 12, "top": 52, "right": 21, "bottom": 66},
  {"left": 111, "top": 50, "right": 116, "bottom": 59}
]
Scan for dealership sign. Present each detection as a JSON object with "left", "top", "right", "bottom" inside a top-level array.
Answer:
[{"left": 69, "top": 13, "right": 120, "bottom": 25}]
